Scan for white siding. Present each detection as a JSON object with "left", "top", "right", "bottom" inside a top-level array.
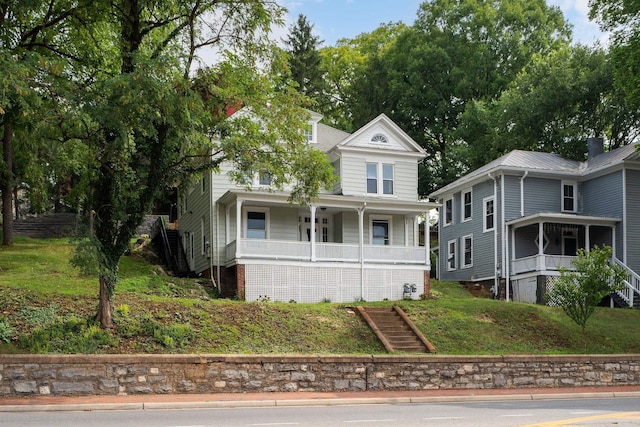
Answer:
[{"left": 340, "top": 156, "right": 366, "bottom": 196}]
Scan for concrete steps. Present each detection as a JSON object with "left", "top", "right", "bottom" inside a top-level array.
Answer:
[
  {"left": 13, "top": 213, "right": 78, "bottom": 238},
  {"left": 356, "top": 306, "right": 436, "bottom": 353}
]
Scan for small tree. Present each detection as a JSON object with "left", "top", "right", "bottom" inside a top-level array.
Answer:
[{"left": 546, "top": 245, "right": 626, "bottom": 332}]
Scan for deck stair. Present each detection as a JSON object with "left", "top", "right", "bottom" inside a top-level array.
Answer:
[
  {"left": 612, "top": 258, "right": 640, "bottom": 309},
  {"left": 13, "top": 213, "right": 78, "bottom": 238},
  {"left": 356, "top": 306, "right": 436, "bottom": 353}
]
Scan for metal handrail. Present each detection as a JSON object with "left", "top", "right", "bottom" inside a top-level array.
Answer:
[{"left": 153, "top": 216, "right": 179, "bottom": 274}]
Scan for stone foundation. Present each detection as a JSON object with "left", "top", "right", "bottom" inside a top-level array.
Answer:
[{"left": 1, "top": 354, "right": 639, "bottom": 397}]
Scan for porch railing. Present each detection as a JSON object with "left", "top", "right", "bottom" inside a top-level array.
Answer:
[
  {"left": 612, "top": 258, "right": 640, "bottom": 307},
  {"left": 511, "top": 254, "right": 576, "bottom": 275},
  {"left": 226, "top": 239, "right": 427, "bottom": 265}
]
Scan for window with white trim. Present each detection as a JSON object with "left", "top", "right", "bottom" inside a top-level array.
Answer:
[
  {"left": 302, "top": 124, "right": 313, "bottom": 143},
  {"left": 258, "top": 171, "right": 271, "bottom": 186},
  {"left": 370, "top": 216, "right": 392, "bottom": 245},
  {"left": 462, "top": 189, "right": 472, "bottom": 222},
  {"left": 462, "top": 234, "right": 473, "bottom": 268},
  {"left": 562, "top": 181, "right": 577, "bottom": 212},
  {"left": 244, "top": 208, "right": 269, "bottom": 239},
  {"left": 201, "top": 175, "right": 206, "bottom": 194},
  {"left": 483, "top": 196, "right": 495, "bottom": 232},
  {"left": 366, "top": 162, "right": 394, "bottom": 195},
  {"left": 366, "top": 163, "right": 377, "bottom": 194},
  {"left": 447, "top": 239, "right": 457, "bottom": 271},
  {"left": 444, "top": 197, "right": 453, "bottom": 226},
  {"left": 382, "top": 164, "right": 393, "bottom": 194}
]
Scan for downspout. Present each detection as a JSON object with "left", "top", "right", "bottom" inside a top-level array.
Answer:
[
  {"left": 520, "top": 171, "right": 528, "bottom": 217},
  {"left": 488, "top": 172, "right": 498, "bottom": 298},
  {"left": 501, "top": 174, "right": 507, "bottom": 302},
  {"left": 209, "top": 171, "right": 218, "bottom": 292}
]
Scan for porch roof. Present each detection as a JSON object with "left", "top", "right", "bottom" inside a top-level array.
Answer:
[
  {"left": 216, "top": 189, "right": 438, "bottom": 213},
  {"left": 506, "top": 212, "right": 620, "bottom": 229}
]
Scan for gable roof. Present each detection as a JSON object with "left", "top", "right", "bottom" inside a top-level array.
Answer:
[
  {"left": 430, "top": 143, "right": 640, "bottom": 199},
  {"left": 330, "top": 113, "right": 426, "bottom": 158}
]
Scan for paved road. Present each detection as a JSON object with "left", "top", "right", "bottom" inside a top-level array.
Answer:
[{"left": 1, "top": 397, "right": 639, "bottom": 426}]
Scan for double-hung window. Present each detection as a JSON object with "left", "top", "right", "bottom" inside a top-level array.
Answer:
[
  {"left": 562, "top": 181, "right": 577, "bottom": 212},
  {"left": 246, "top": 208, "right": 269, "bottom": 239},
  {"left": 462, "top": 234, "right": 473, "bottom": 268},
  {"left": 447, "top": 239, "right": 457, "bottom": 271},
  {"left": 444, "top": 197, "right": 453, "bottom": 226},
  {"left": 483, "top": 196, "right": 495, "bottom": 232},
  {"left": 258, "top": 171, "right": 271, "bottom": 186},
  {"left": 366, "top": 163, "right": 378, "bottom": 194},
  {"left": 366, "top": 163, "right": 394, "bottom": 195},
  {"left": 462, "top": 189, "right": 472, "bottom": 221},
  {"left": 371, "top": 217, "right": 391, "bottom": 245},
  {"left": 382, "top": 164, "right": 393, "bottom": 194}
]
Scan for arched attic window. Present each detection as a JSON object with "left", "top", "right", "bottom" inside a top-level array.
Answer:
[{"left": 371, "top": 133, "right": 388, "bottom": 144}]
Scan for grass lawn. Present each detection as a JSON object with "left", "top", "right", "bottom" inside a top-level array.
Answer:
[{"left": 1, "top": 236, "right": 640, "bottom": 355}]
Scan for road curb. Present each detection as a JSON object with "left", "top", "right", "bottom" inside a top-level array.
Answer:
[
  {"left": 1, "top": 391, "right": 638, "bottom": 413},
  {"left": 0, "top": 402, "right": 144, "bottom": 412}
]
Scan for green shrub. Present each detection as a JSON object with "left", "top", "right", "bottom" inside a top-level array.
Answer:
[
  {"left": 153, "top": 323, "right": 193, "bottom": 349},
  {"left": 18, "top": 305, "right": 58, "bottom": 328},
  {"left": 19, "top": 316, "right": 117, "bottom": 353},
  {"left": 0, "top": 319, "right": 15, "bottom": 343}
]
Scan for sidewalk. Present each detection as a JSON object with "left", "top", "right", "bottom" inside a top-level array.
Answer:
[{"left": 2, "top": 385, "right": 640, "bottom": 412}]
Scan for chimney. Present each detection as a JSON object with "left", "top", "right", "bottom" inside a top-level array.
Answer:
[{"left": 587, "top": 137, "right": 604, "bottom": 160}]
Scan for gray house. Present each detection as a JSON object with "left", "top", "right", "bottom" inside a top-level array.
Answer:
[
  {"left": 177, "top": 111, "right": 437, "bottom": 302},
  {"left": 429, "top": 139, "right": 640, "bottom": 306}
]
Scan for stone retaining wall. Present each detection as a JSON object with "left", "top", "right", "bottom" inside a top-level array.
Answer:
[{"left": 1, "top": 354, "right": 639, "bottom": 397}]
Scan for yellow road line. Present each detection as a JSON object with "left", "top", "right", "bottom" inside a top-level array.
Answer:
[{"left": 521, "top": 411, "right": 640, "bottom": 426}]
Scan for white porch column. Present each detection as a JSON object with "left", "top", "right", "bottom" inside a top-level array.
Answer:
[
  {"left": 424, "top": 212, "right": 430, "bottom": 266},
  {"left": 310, "top": 205, "right": 317, "bottom": 261},
  {"left": 225, "top": 205, "right": 230, "bottom": 244},
  {"left": 404, "top": 217, "right": 409, "bottom": 246},
  {"left": 357, "top": 205, "right": 366, "bottom": 300},
  {"left": 585, "top": 225, "right": 590, "bottom": 252},
  {"left": 538, "top": 221, "right": 544, "bottom": 271},
  {"left": 612, "top": 226, "right": 617, "bottom": 259},
  {"left": 236, "top": 199, "right": 243, "bottom": 258}
]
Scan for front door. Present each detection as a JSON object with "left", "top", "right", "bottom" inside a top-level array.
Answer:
[
  {"left": 563, "top": 235, "right": 578, "bottom": 256},
  {"left": 300, "top": 215, "right": 330, "bottom": 242}
]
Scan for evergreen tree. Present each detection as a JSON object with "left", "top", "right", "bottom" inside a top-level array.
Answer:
[{"left": 284, "top": 14, "right": 327, "bottom": 110}]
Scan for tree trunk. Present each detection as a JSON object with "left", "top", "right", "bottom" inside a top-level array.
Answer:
[
  {"left": 96, "top": 275, "right": 113, "bottom": 329},
  {"left": 2, "top": 117, "right": 14, "bottom": 246}
]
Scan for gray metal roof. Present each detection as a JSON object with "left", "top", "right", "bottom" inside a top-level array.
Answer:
[
  {"left": 430, "top": 143, "right": 640, "bottom": 198},
  {"left": 316, "top": 123, "right": 350, "bottom": 152}
]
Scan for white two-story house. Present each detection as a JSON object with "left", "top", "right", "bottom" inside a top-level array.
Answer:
[{"left": 176, "top": 111, "right": 437, "bottom": 302}]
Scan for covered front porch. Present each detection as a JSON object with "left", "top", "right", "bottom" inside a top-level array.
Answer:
[
  {"left": 507, "top": 213, "right": 619, "bottom": 278},
  {"left": 215, "top": 190, "right": 437, "bottom": 302},
  {"left": 218, "top": 190, "right": 434, "bottom": 266}
]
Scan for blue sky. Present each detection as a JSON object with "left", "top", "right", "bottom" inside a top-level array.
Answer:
[{"left": 279, "top": 0, "right": 608, "bottom": 47}]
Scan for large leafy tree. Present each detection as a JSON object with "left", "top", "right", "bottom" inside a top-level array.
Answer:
[
  {"left": 0, "top": 0, "right": 90, "bottom": 244},
  {"left": 323, "top": 23, "right": 408, "bottom": 132},
  {"left": 590, "top": 0, "right": 640, "bottom": 111},
  {"left": 69, "top": 1, "right": 335, "bottom": 328},
  {"left": 4, "top": 1, "right": 334, "bottom": 328},
  {"left": 346, "top": 0, "right": 572, "bottom": 194},
  {"left": 460, "top": 45, "right": 640, "bottom": 170}
]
